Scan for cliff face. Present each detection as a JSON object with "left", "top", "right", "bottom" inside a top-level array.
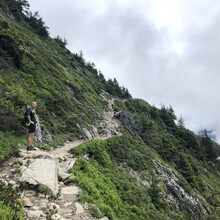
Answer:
[{"left": 1, "top": 1, "right": 220, "bottom": 219}]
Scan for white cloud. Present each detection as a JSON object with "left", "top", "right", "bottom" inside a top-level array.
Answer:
[{"left": 28, "top": 0, "right": 220, "bottom": 142}]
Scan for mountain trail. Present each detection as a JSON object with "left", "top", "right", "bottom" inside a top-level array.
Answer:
[{"left": 0, "top": 98, "right": 117, "bottom": 220}]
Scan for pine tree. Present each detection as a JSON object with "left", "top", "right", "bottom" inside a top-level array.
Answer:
[
  {"left": 177, "top": 115, "right": 185, "bottom": 128},
  {"left": 201, "top": 130, "right": 218, "bottom": 162}
]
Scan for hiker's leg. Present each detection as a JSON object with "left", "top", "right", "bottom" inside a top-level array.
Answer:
[
  {"left": 27, "top": 133, "right": 35, "bottom": 146},
  {"left": 27, "top": 124, "right": 36, "bottom": 146}
]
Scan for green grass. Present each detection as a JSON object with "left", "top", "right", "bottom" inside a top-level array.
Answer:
[
  {"left": 70, "top": 133, "right": 220, "bottom": 219},
  {"left": 70, "top": 138, "right": 184, "bottom": 220},
  {"left": 0, "top": 132, "right": 25, "bottom": 162},
  {"left": 0, "top": 10, "right": 129, "bottom": 145},
  {"left": 0, "top": 181, "right": 24, "bottom": 219}
]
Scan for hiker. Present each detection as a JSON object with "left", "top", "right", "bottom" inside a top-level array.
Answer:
[{"left": 26, "top": 101, "right": 38, "bottom": 151}]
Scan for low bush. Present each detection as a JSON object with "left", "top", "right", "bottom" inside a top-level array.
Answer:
[{"left": 0, "top": 181, "right": 24, "bottom": 219}]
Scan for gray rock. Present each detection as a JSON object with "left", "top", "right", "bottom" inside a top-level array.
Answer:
[
  {"left": 58, "top": 208, "right": 73, "bottom": 215},
  {"left": 61, "top": 186, "right": 80, "bottom": 196},
  {"left": 49, "top": 202, "right": 60, "bottom": 211},
  {"left": 32, "top": 206, "right": 39, "bottom": 210},
  {"left": 76, "top": 123, "right": 81, "bottom": 130},
  {"left": 58, "top": 172, "right": 71, "bottom": 181},
  {"left": 75, "top": 202, "right": 84, "bottom": 214},
  {"left": 100, "top": 217, "right": 109, "bottom": 220},
  {"left": 27, "top": 210, "right": 45, "bottom": 218},
  {"left": 91, "top": 125, "right": 98, "bottom": 137},
  {"left": 8, "top": 180, "right": 16, "bottom": 185},
  {"left": 58, "top": 156, "right": 68, "bottom": 163},
  {"left": 51, "top": 214, "right": 67, "bottom": 220},
  {"left": 22, "top": 197, "right": 33, "bottom": 207},
  {"left": 20, "top": 157, "right": 59, "bottom": 197},
  {"left": 22, "top": 150, "right": 54, "bottom": 160},
  {"left": 153, "top": 160, "right": 209, "bottom": 220},
  {"left": 114, "top": 111, "right": 140, "bottom": 135},
  {"left": 39, "top": 201, "right": 48, "bottom": 210},
  {"left": 82, "top": 128, "right": 93, "bottom": 140},
  {"left": 83, "top": 154, "right": 90, "bottom": 160},
  {"left": 20, "top": 166, "right": 27, "bottom": 173},
  {"left": 84, "top": 203, "right": 89, "bottom": 210},
  {"left": 10, "top": 168, "right": 16, "bottom": 173},
  {"left": 66, "top": 159, "right": 77, "bottom": 171},
  {"left": 25, "top": 190, "right": 36, "bottom": 197}
]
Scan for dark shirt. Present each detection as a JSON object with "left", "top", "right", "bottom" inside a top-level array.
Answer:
[{"left": 26, "top": 108, "right": 37, "bottom": 123}]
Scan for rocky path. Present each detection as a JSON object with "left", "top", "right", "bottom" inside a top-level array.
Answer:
[
  {"left": 0, "top": 139, "right": 99, "bottom": 220},
  {"left": 0, "top": 98, "right": 118, "bottom": 220}
]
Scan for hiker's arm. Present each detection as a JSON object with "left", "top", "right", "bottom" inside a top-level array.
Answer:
[{"left": 27, "top": 115, "right": 34, "bottom": 124}]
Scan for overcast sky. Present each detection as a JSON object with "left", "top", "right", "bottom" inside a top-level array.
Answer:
[{"left": 28, "top": 0, "right": 220, "bottom": 142}]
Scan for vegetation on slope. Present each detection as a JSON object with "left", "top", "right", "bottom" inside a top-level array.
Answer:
[
  {"left": 71, "top": 138, "right": 184, "bottom": 220},
  {"left": 70, "top": 100, "right": 220, "bottom": 220},
  {"left": 1, "top": 1, "right": 220, "bottom": 219},
  {"left": 0, "top": 181, "right": 24, "bottom": 219},
  {"left": 0, "top": 0, "right": 131, "bottom": 159},
  {"left": 0, "top": 1, "right": 130, "bottom": 217}
]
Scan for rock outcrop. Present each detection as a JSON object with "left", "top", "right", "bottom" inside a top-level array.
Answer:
[
  {"left": 80, "top": 97, "right": 121, "bottom": 140},
  {"left": 153, "top": 160, "right": 210, "bottom": 220},
  {"left": 114, "top": 110, "right": 140, "bottom": 135},
  {"left": 20, "top": 154, "right": 59, "bottom": 197}
]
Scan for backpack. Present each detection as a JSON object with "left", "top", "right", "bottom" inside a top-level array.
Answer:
[{"left": 22, "top": 105, "right": 30, "bottom": 127}]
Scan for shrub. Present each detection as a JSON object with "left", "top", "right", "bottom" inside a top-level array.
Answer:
[
  {"left": 25, "top": 12, "right": 49, "bottom": 38},
  {"left": 0, "top": 32, "right": 23, "bottom": 67},
  {"left": 0, "top": 181, "right": 24, "bottom": 219}
]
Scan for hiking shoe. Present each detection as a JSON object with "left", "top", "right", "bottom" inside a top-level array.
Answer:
[{"left": 27, "top": 145, "right": 36, "bottom": 151}]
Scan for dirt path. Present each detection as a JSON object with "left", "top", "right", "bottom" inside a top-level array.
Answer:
[
  {"left": 0, "top": 98, "right": 117, "bottom": 220},
  {"left": 51, "top": 139, "right": 85, "bottom": 158},
  {"left": 0, "top": 136, "right": 110, "bottom": 220}
]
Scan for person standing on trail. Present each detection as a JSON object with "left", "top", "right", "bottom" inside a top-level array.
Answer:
[{"left": 26, "top": 101, "right": 38, "bottom": 151}]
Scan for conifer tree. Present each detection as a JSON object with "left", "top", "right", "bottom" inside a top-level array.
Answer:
[
  {"left": 201, "top": 130, "right": 218, "bottom": 162},
  {"left": 177, "top": 115, "right": 185, "bottom": 128}
]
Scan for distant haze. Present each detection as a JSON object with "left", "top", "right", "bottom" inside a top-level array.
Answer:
[{"left": 28, "top": 0, "right": 220, "bottom": 143}]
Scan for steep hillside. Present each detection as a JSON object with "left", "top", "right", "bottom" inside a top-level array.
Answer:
[
  {"left": 0, "top": 0, "right": 130, "bottom": 158},
  {"left": 70, "top": 101, "right": 220, "bottom": 220},
  {"left": 1, "top": 1, "right": 220, "bottom": 220}
]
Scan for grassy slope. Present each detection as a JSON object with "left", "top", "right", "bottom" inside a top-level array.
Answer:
[
  {"left": 0, "top": 11, "right": 116, "bottom": 158},
  {"left": 70, "top": 99, "right": 220, "bottom": 220}
]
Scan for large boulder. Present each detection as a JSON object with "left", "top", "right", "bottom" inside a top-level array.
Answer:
[{"left": 20, "top": 154, "right": 58, "bottom": 197}]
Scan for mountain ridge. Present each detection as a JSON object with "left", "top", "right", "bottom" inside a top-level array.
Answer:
[{"left": 1, "top": 1, "right": 220, "bottom": 219}]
